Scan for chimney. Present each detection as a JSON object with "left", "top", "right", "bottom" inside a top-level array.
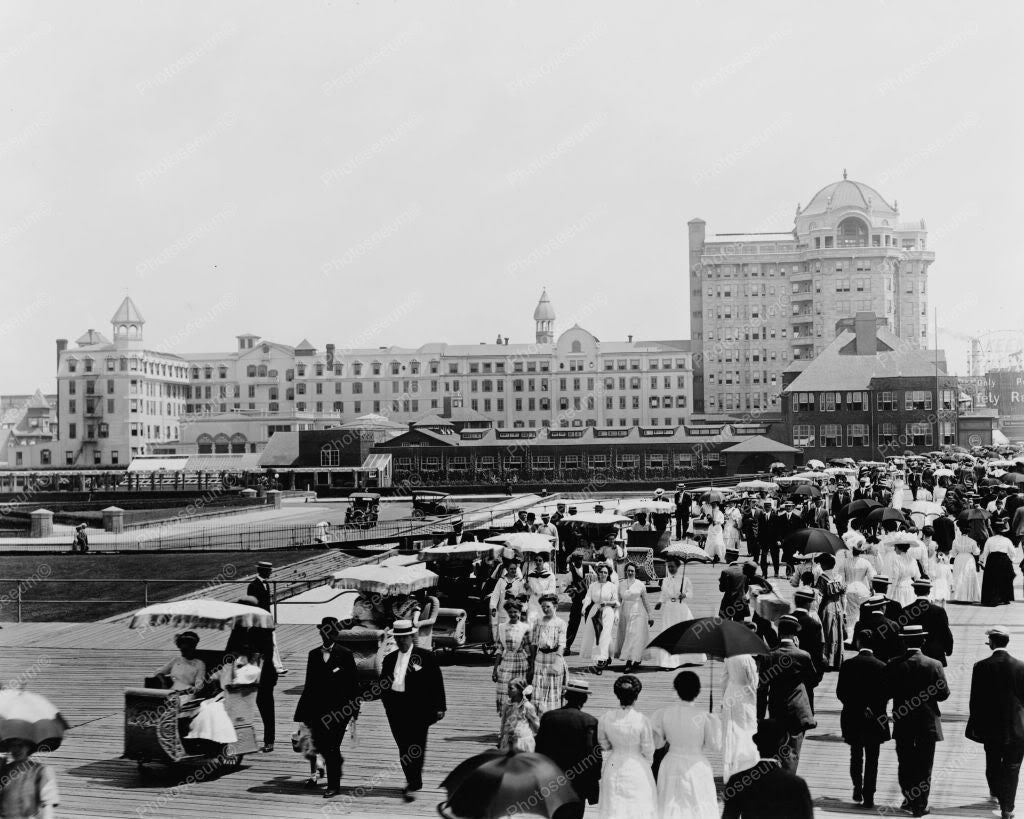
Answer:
[
  {"left": 854, "top": 312, "right": 876, "bottom": 356},
  {"left": 504, "top": 337, "right": 509, "bottom": 345},
  {"left": 628, "top": 334, "right": 633, "bottom": 343},
  {"left": 408, "top": 421, "right": 415, "bottom": 430},
  {"left": 56, "top": 339, "right": 68, "bottom": 367},
  {"left": 326, "top": 343, "right": 335, "bottom": 369}
]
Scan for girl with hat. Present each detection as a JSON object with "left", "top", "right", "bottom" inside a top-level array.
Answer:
[
  {"left": 491, "top": 599, "right": 532, "bottom": 715},
  {"left": 813, "top": 554, "right": 847, "bottom": 670},
  {"left": 887, "top": 538, "right": 922, "bottom": 608},
  {"left": 151, "top": 632, "right": 206, "bottom": 702},
  {"left": 839, "top": 525, "right": 876, "bottom": 640},
  {"left": 530, "top": 593, "right": 567, "bottom": 714},
  {"left": 497, "top": 677, "right": 540, "bottom": 753}
]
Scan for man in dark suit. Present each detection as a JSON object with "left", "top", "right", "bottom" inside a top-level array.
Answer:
[
  {"left": 855, "top": 600, "right": 903, "bottom": 663},
  {"left": 967, "top": 625, "right": 1024, "bottom": 819},
  {"left": 247, "top": 561, "right": 274, "bottom": 610},
  {"left": 853, "top": 478, "right": 874, "bottom": 502},
  {"left": 932, "top": 513, "right": 957, "bottom": 554},
  {"left": 293, "top": 617, "right": 360, "bottom": 799},
  {"left": 742, "top": 502, "right": 762, "bottom": 564},
  {"left": 381, "top": 619, "right": 447, "bottom": 801},
  {"left": 674, "top": 488, "right": 691, "bottom": 541},
  {"left": 535, "top": 678, "right": 601, "bottom": 819},
  {"left": 776, "top": 502, "right": 805, "bottom": 577},
  {"left": 837, "top": 630, "right": 891, "bottom": 809},
  {"left": 563, "top": 553, "right": 589, "bottom": 652},
  {"left": 791, "top": 588, "right": 825, "bottom": 709},
  {"left": 718, "top": 549, "right": 748, "bottom": 621},
  {"left": 721, "top": 718, "right": 814, "bottom": 819},
  {"left": 884, "top": 625, "right": 950, "bottom": 817},
  {"left": 861, "top": 576, "right": 903, "bottom": 621},
  {"left": 901, "top": 579, "right": 954, "bottom": 666},
  {"left": 757, "top": 615, "right": 817, "bottom": 773},
  {"left": 832, "top": 487, "right": 853, "bottom": 534},
  {"left": 226, "top": 595, "right": 278, "bottom": 752}
]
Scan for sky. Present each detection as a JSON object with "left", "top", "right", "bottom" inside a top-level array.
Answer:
[{"left": 1, "top": 1, "right": 1022, "bottom": 393}]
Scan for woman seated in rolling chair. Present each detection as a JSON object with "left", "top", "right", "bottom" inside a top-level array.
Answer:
[{"left": 150, "top": 631, "right": 206, "bottom": 703}]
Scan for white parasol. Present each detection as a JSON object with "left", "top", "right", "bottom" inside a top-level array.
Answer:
[
  {"left": 0, "top": 690, "right": 70, "bottom": 751},
  {"left": 330, "top": 564, "right": 439, "bottom": 595},
  {"left": 567, "top": 512, "right": 632, "bottom": 525},
  {"left": 615, "top": 499, "right": 674, "bottom": 515},
  {"left": 129, "top": 598, "right": 275, "bottom": 631},
  {"left": 734, "top": 480, "right": 779, "bottom": 492},
  {"left": 418, "top": 542, "right": 503, "bottom": 562},
  {"left": 485, "top": 532, "right": 555, "bottom": 554}
]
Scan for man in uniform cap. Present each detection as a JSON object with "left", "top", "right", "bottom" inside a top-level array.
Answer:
[
  {"left": 757, "top": 614, "right": 817, "bottom": 773},
  {"left": 967, "top": 626, "right": 1024, "bottom": 819},
  {"left": 884, "top": 625, "right": 950, "bottom": 817},
  {"left": 535, "top": 678, "right": 601, "bottom": 818},
  {"left": 902, "top": 579, "right": 954, "bottom": 667}
]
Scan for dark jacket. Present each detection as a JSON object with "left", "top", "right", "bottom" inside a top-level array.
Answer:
[
  {"left": 777, "top": 513, "right": 804, "bottom": 550},
  {"left": 380, "top": 648, "right": 446, "bottom": 722},
  {"left": 247, "top": 577, "right": 272, "bottom": 611},
  {"left": 859, "top": 596, "right": 902, "bottom": 623},
  {"left": 836, "top": 650, "right": 891, "bottom": 745},
  {"left": 535, "top": 705, "right": 601, "bottom": 803},
  {"left": 721, "top": 760, "right": 814, "bottom": 819},
  {"left": 900, "top": 598, "right": 954, "bottom": 666},
  {"left": 791, "top": 608, "right": 826, "bottom": 678},
  {"left": 718, "top": 564, "right": 748, "bottom": 620},
  {"left": 884, "top": 649, "right": 949, "bottom": 742},
  {"left": 293, "top": 644, "right": 360, "bottom": 728},
  {"left": 855, "top": 612, "right": 902, "bottom": 663},
  {"left": 225, "top": 625, "right": 278, "bottom": 687},
  {"left": 966, "top": 649, "right": 1024, "bottom": 746},
  {"left": 757, "top": 641, "right": 817, "bottom": 734},
  {"left": 932, "top": 515, "right": 957, "bottom": 553},
  {"left": 759, "top": 511, "right": 779, "bottom": 549}
]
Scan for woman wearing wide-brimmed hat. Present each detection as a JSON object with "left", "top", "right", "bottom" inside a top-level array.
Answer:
[{"left": 151, "top": 631, "right": 206, "bottom": 702}]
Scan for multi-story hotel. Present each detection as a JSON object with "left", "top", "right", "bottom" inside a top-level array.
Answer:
[
  {"left": 688, "top": 174, "right": 934, "bottom": 416},
  {"left": 55, "top": 293, "right": 693, "bottom": 465}
]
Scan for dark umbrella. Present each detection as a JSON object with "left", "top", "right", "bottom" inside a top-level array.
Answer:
[
  {"left": 960, "top": 508, "right": 990, "bottom": 522},
  {"left": 980, "top": 477, "right": 1003, "bottom": 487},
  {"left": 1002, "top": 473, "right": 1024, "bottom": 486},
  {"left": 782, "top": 528, "right": 845, "bottom": 556},
  {"left": 647, "top": 617, "right": 769, "bottom": 711},
  {"left": 439, "top": 750, "right": 580, "bottom": 819},
  {"left": 864, "top": 507, "right": 907, "bottom": 526},
  {"left": 790, "top": 484, "right": 821, "bottom": 499},
  {"left": 842, "top": 499, "right": 881, "bottom": 518}
]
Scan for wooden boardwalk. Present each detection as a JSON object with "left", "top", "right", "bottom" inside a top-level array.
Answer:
[{"left": 0, "top": 561, "right": 1019, "bottom": 818}]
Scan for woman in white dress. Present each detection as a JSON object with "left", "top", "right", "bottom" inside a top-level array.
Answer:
[
  {"left": 723, "top": 503, "right": 742, "bottom": 553},
  {"left": 886, "top": 541, "right": 921, "bottom": 607},
  {"left": 646, "top": 556, "right": 706, "bottom": 669},
  {"left": 950, "top": 525, "right": 981, "bottom": 603},
  {"left": 580, "top": 564, "right": 620, "bottom": 673},
  {"left": 720, "top": 643, "right": 760, "bottom": 782},
  {"left": 651, "top": 671, "right": 720, "bottom": 819},
  {"left": 705, "top": 502, "right": 727, "bottom": 564},
  {"left": 841, "top": 541, "right": 875, "bottom": 639},
  {"left": 525, "top": 554, "right": 557, "bottom": 624},
  {"left": 596, "top": 675, "right": 658, "bottom": 819},
  {"left": 614, "top": 563, "right": 654, "bottom": 673}
]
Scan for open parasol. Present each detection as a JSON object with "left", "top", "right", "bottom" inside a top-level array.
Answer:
[
  {"left": 865, "top": 507, "right": 907, "bottom": 526},
  {"left": 0, "top": 690, "right": 69, "bottom": 751},
  {"left": 701, "top": 490, "right": 725, "bottom": 504},
  {"left": 615, "top": 499, "right": 674, "bottom": 515},
  {"left": 439, "top": 750, "right": 580, "bottom": 818},
  {"left": 330, "top": 564, "right": 438, "bottom": 596},
  {"left": 661, "top": 540, "right": 711, "bottom": 581},
  {"left": 129, "top": 598, "right": 275, "bottom": 631},
  {"left": 790, "top": 484, "right": 821, "bottom": 499},
  {"left": 418, "top": 542, "right": 503, "bottom": 562},
  {"left": 842, "top": 499, "right": 881, "bottom": 518},
  {"left": 806, "top": 459, "right": 825, "bottom": 470},
  {"left": 782, "top": 528, "right": 845, "bottom": 556},
  {"left": 484, "top": 532, "right": 555, "bottom": 554},
  {"left": 734, "top": 480, "right": 779, "bottom": 492}
]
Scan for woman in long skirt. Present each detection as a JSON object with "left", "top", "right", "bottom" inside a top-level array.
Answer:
[
  {"left": 887, "top": 543, "right": 921, "bottom": 608},
  {"left": 525, "top": 554, "right": 557, "bottom": 624},
  {"left": 980, "top": 530, "right": 1019, "bottom": 606},
  {"left": 497, "top": 677, "right": 540, "bottom": 753},
  {"left": 928, "top": 549, "right": 952, "bottom": 607},
  {"left": 705, "top": 503, "right": 727, "bottom": 564},
  {"left": 597, "top": 675, "right": 658, "bottom": 819},
  {"left": 651, "top": 671, "right": 721, "bottom": 819},
  {"left": 580, "top": 564, "right": 620, "bottom": 673},
  {"left": 530, "top": 594, "right": 567, "bottom": 714},
  {"left": 950, "top": 525, "right": 981, "bottom": 602},
  {"left": 646, "top": 556, "right": 706, "bottom": 669},
  {"left": 491, "top": 600, "right": 533, "bottom": 715},
  {"left": 814, "top": 553, "right": 847, "bottom": 670},
  {"left": 841, "top": 542, "right": 874, "bottom": 639},
  {"left": 614, "top": 563, "right": 654, "bottom": 673},
  {"left": 720, "top": 641, "right": 760, "bottom": 781},
  {"left": 723, "top": 503, "right": 742, "bottom": 553}
]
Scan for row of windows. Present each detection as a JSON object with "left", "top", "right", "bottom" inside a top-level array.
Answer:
[
  {"left": 793, "top": 421, "right": 955, "bottom": 448},
  {"left": 58, "top": 450, "right": 121, "bottom": 465},
  {"left": 392, "top": 452, "right": 715, "bottom": 469},
  {"left": 66, "top": 358, "right": 185, "bottom": 378},
  {"left": 792, "top": 390, "right": 956, "bottom": 413}
]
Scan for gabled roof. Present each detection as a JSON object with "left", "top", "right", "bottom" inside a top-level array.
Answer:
[
  {"left": 442, "top": 406, "right": 491, "bottom": 423},
  {"left": 294, "top": 338, "right": 316, "bottom": 352},
  {"left": 413, "top": 414, "right": 454, "bottom": 428},
  {"left": 27, "top": 390, "right": 50, "bottom": 409},
  {"left": 257, "top": 432, "right": 300, "bottom": 467},
  {"left": 722, "top": 435, "right": 800, "bottom": 454},
  {"left": 111, "top": 296, "right": 145, "bottom": 324}
]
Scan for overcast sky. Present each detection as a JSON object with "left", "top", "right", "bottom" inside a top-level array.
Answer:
[{"left": 1, "top": 1, "right": 1022, "bottom": 392}]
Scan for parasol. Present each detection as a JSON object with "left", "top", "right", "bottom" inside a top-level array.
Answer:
[
  {"left": 960, "top": 508, "right": 990, "bottom": 522},
  {"left": 932, "top": 468, "right": 955, "bottom": 478},
  {"left": 615, "top": 499, "right": 674, "bottom": 515},
  {"left": 842, "top": 499, "right": 881, "bottom": 518},
  {"left": 782, "top": 528, "right": 845, "bottom": 555},
  {"left": 484, "top": 532, "right": 555, "bottom": 554},
  {"left": 864, "top": 507, "right": 907, "bottom": 526},
  {"left": 439, "top": 750, "right": 580, "bottom": 819},
  {"left": 1003, "top": 473, "right": 1024, "bottom": 486},
  {"left": 661, "top": 540, "right": 711, "bottom": 581},
  {"left": 701, "top": 490, "right": 725, "bottom": 504},
  {"left": 734, "top": 480, "right": 779, "bottom": 492},
  {"left": 330, "top": 564, "right": 438, "bottom": 596},
  {"left": 769, "top": 462, "right": 787, "bottom": 471},
  {"left": 129, "top": 598, "right": 275, "bottom": 631},
  {"left": 790, "top": 484, "right": 821, "bottom": 499},
  {"left": 806, "top": 459, "right": 825, "bottom": 470},
  {"left": 0, "top": 690, "right": 69, "bottom": 751},
  {"left": 647, "top": 618, "right": 769, "bottom": 712},
  {"left": 418, "top": 542, "right": 504, "bottom": 562}
]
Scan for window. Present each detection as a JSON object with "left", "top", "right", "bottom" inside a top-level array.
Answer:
[
  {"left": 320, "top": 447, "right": 341, "bottom": 467},
  {"left": 940, "top": 389, "right": 955, "bottom": 411},
  {"left": 846, "top": 391, "right": 866, "bottom": 411},
  {"left": 877, "top": 391, "right": 896, "bottom": 411},
  {"left": 819, "top": 424, "right": 841, "bottom": 447},
  {"left": 820, "top": 392, "right": 837, "bottom": 412},
  {"left": 792, "top": 392, "right": 815, "bottom": 412},
  {"left": 793, "top": 425, "right": 815, "bottom": 447},
  {"left": 940, "top": 420, "right": 956, "bottom": 445},
  {"left": 68, "top": 423, "right": 77, "bottom": 439},
  {"left": 835, "top": 279, "right": 850, "bottom": 293},
  {"left": 847, "top": 424, "right": 869, "bottom": 447},
  {"left": 905, "top": 422, "right": 933, "bottom": 447},
  {"left": 904, "top": 390, "right": 932, "bottom": 411}
]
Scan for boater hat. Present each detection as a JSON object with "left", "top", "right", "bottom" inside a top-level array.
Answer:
[
  {"left": 793, "top": 588, "right": 815, "bottom": 602},
  {"left": 871, "top": 575, "right": 890, "bottom": 587},
  {"left": 256, "top": 561, "right": 273, "bottom": 571},
  {"left": 987, "top": 626, "right": 1010, "bottom": 637},
  {"left": 912, "top": 579, "right": 932, "bottom": 592},
  {"left": 392, "top": 619, "right": 415, "bottom": 637},
  {"left": 564, "top": 678, "right": 590, "bottom": 695},
  {"left": 901, "top": 624, "right": 928, "bottom": 639}
]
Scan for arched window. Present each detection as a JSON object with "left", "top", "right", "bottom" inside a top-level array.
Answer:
[
  {"left": 247, "top": 365, "right": 257, "bottom": 377},
  {"left": 197, "top": 434, "right": 214, "bottom": 454},
  {"left": 213, "top": 433, "right": 230, "bottom": 454},
  {"left": 837, "top": 217, "right": 868, "bottom": 247},
  {"left": 230, "top": 433, "right": 247, "bottom": 453},
  {"left": 571, "top": 341, "right": 582, "bottom": 353}
]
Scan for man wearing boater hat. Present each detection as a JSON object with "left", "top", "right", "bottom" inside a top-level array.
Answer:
[
  {"left": 535, "top": 678, "right": 601, "bottom": 818},
  {"left": 791, "top": 588, "right": 826, "bottom": 706},
  {"left": 902, "top": 578, "right": 954, "bottom": 667},
  {"left": 248, "top": 561, "right": 288, "bottom": 676},
  {"left": 757, "top": 614, "right": 817, "bottom": 774},
  {"left": 860, "top": 575, "right": 902, "bottom": 622},
  {"left": 855, "top": 596, "right": 902, "bottom": 663},
  {"left": 884, "top": 624, "right": 950, "bottom": 817}
]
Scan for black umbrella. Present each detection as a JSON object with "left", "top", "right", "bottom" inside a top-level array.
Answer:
[
  {"left": 439, "top": 750, "right": 580, "bottom": 819},
  {"left": 842, "top": 499, "right": 881, "bottom": 518},
  {"left": 960, "top": 508, "right": 990, "bottom": 522},
  {"left": 1002, "top": 473, "right": 1024, "bottom": 486},
  {"left": 790, "top": 484, "right": 821, "bottom": 499},
  {"left": 864, "top": 507, "right": 907, "bottom": 525},
  {"left": 647, "top": 617, "right": 769, "bottom": 711},
  {"left": 782, "top": 528, "right": 845, "bottom": 556}
]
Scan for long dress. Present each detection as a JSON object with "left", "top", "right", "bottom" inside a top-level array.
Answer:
[
  {"left": 886, "top": 550, "right": 921, "bottom": 608},
  {"left": 980, "top": 535, "right": 1019, "bottom": 606},
  {"left": 720, "top": 654, "right": 760, "bottom": 781},
  {"left": 497, "top": 698, "right": 540, "bottom": 752},
  {"left": 723, "top": 507, "right": 742, "bottom": 552},
  {"left": 615, "top": 579, "right": 651, "bottom": 664},
  {"left": 705, "top": 509, "right": 727, "bottom": 563},
  {"left": 596, "top": 707, "right": 658, "bottom": 819},
  {"left": 928, "top": 553, "right": 952, "bottom": 606},
  {"left": 493, "top": 621, "right": 532, "bottom": 713},
  {"left": 950, "top": 534, "right": 982, "bottom": 602},
  {"left": 651, "top": 703, "right": 721, "bottom": 819},
  {"left": 841, "top": 551, "right": 874, "bottom": 634},
  {"left": 530, "top": 616, "right": 567, "bottom": 714},
  {"left": 815, "top": 572, "right": 847, "bottom": 669},
  {"left": 580, "top": 581, "right": 619, "bottom": 662},
  {"left": 645, "top": 573, "right": 706, "bottom": 668},
  {"left": 526, "top": 566, "right": 557, "bottom": 623}
]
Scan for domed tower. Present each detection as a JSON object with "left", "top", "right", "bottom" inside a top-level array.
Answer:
[
  {"left": 111, "top": 296, "right": 145, "bottom": 349},
  {"left": 533, "top": 289, "right": 555, "bottom": 344}
]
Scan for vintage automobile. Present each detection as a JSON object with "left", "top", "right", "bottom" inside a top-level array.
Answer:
[
  {"left": 345, "top": 492, "right": 381, "bottom": 528},
  {"left": 411, "top": 490, "right": 463, "bottom": 518}
]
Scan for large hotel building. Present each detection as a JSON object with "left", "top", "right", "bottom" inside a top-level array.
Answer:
[
  {"left": 688, "top": 174, "right": 934, "bottom": 416},
  {"left": 54, "top": 293, "right": 692, "bottom": 465}
]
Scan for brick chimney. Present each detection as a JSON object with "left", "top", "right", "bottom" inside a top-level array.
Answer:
[
  {"left": 56, "top": 338, "right": 68, "bottom": 367},
  {"left": 326, "top": 343, "right": 335, "bottom": 369},
  {"left": 854, "top": 312, "right": 876, "bottom": 355}
]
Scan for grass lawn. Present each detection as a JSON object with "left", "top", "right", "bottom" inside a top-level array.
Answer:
[{"left": 0, "top": 549, "right": 328, "bottom": 622}]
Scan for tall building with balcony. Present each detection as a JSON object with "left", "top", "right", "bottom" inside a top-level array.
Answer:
[{"left": 688, "top": 174, "right": 934, "bottom": 416}]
